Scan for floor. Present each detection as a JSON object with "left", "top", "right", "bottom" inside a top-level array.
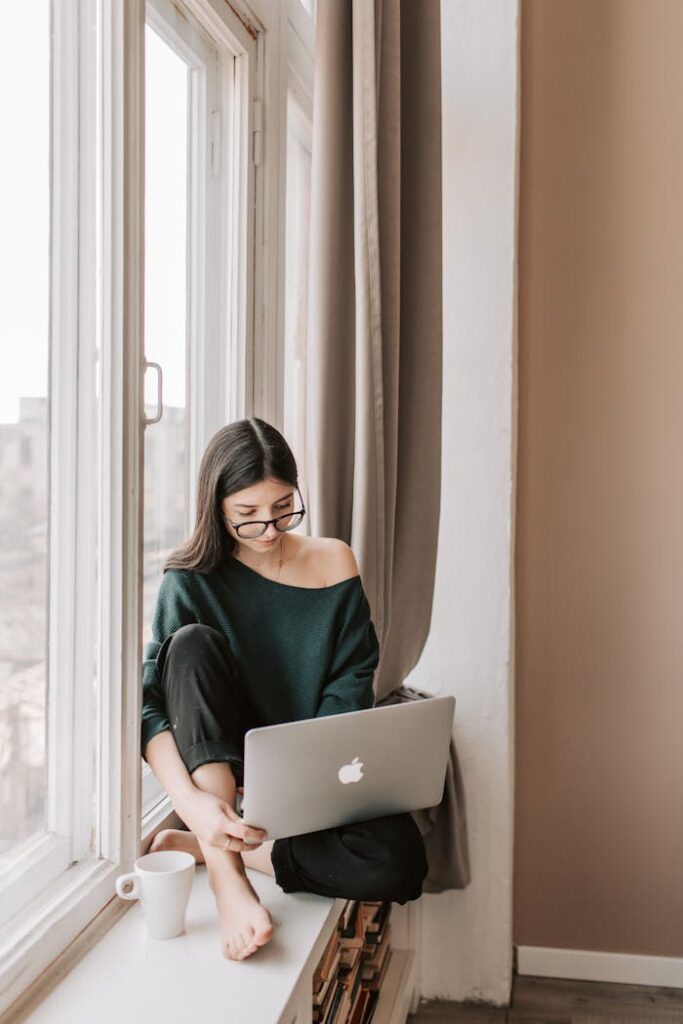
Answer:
[{"left": 407, "top": 975, "right": 683, "bottom": 1023}]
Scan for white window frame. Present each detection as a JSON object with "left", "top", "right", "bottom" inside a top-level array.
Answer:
[
  {"left": 140, "top": 0, "right": 316, "bottom": 823},
  {"left": 248, "top": 0, "right": 314, "bottom": 432},
  {"left": 1, "top": 0, "right": 314, "bottom": 1014},
  {"left": 286, "top": 0, "right": 315, "bottom": 104},
  {"left": 281, "top": 0, "right": 313, "bottom": 501},
  {"left": 0, "top": 0, "right": 81, "bottom": 934},
  {"left": 140, "top": 0, "right": 259, "bottom": 825},
  {"left": 0, "top": 0, "right": 145, "bottom": 1013}
]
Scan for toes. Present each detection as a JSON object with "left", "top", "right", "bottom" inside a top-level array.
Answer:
[
  {"left": 228, "top": 932, "right": 254, "bottom": 961},
  {"left": 242, "top": 927, "right": 258, "bottom": 958},
  {"left": 239, "top": 936, "right": 258, "bottom": 960},
  {"left": 254, "top": 921, "right": 273, "bottom": 946},
  {"left": 223, "top": 925, "right": 270, "bottom": 961}
]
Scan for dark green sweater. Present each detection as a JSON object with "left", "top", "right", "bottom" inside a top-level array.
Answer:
[{"left": 141, "top": 555, "right": 380, "bottom": 760}]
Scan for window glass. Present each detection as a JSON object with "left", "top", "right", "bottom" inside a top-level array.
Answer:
[
  {"left": 0, "top": 0, "right": 50, "bottom": 857},
  {"left": 143, "top": 25, "right": 190, "bottom": 644},
  {"left": 299, "top": 0, "right": 316, "bottom": 19},
  {"left": 140, "top": 5, "right": 235, "bottom": 815},
  {"left": 283, "top": 95, "right": 312, "bottom": 523}
]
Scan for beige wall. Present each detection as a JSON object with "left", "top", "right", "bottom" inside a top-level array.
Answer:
[{"left": 516, "top": 0, "right": 683, "bottom": 956}]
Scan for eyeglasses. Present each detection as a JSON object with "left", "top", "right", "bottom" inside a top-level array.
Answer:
[{"left": 223, "top": 489, "right": 307, "bottom": 539}]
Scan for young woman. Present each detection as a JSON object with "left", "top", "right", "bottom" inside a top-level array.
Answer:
[{"left": 142, "top": 418, "right": 427, "bottom": 962}]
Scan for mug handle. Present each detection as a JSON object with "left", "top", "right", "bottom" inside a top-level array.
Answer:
[{"left": 115, "top": 872, "right": 141, "bottom": 901}]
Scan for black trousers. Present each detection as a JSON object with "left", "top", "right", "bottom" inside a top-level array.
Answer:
[{"left": 155, "top": 623, "right": 428, "bottom": 905}]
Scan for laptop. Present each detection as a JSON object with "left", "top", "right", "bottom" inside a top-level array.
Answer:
[{"left": 238, "top": 695, "right": 455, "bottom": 841}]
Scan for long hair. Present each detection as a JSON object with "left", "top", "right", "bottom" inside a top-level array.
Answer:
[{"left": 164, "top": 417, "right": 299, "bottom": 575}]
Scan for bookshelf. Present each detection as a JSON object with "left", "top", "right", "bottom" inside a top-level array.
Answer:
[{"left": 312, "top": 900, "right": 396, "bottom": 1024}]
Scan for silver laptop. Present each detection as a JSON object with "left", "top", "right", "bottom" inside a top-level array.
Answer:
[{"left": 238, "top": 696, "right": 455, "bottom": 841}]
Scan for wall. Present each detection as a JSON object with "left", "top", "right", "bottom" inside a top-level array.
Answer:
[
  {"left": 405, "top": 0, "right": 520, "bottom": 1004},
  {"left": 516, "top": 0, "right": 683, "bottom": 957}
]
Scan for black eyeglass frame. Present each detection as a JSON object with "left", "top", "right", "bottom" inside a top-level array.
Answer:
[{"left": 223, "top": 486, "right": 307, "bottom": 539}]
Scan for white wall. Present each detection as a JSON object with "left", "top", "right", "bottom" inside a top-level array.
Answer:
[{"left": 405, "top": 0, "right": 520, "bottom": 1004}]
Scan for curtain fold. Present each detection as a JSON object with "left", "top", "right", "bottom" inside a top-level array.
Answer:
[
  {"left": 376, "top": 686, "right": 471, "bottom": 892},
  {"left": 305, "top": 0, "right": 470, "bottom": 891}
]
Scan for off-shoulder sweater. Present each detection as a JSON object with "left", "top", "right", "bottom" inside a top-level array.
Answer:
[{"left": 141, "top": 555, "right": 380, "bottom": 760}]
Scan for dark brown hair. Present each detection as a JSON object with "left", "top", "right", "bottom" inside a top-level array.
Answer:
[{"left": 164, "top": 417, "right": 299, "bottom": 575}]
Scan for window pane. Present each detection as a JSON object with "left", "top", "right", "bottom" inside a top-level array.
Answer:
[
  {"left": 283, "top": 96, "right": 312, "bottom": 521},
  {"left": 143, "top": 27, "right": 190, "bottom": 684},
  {"left": 299, "top": 0, "right": 316, "bottom": 19},
  {"left": 0, "top": 2, "right": 50, "bottom": 855}
]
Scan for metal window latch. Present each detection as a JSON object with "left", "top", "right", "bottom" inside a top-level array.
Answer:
[
  {"left": 252, "top": 99, "right": 263, "bottom": 166},
  {"left": 143, "top": 360, "right": 163, "bottom": 426}
]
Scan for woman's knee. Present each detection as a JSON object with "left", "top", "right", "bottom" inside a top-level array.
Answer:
[
  {"left": 166, "top": 622, "right": 224, "bottom": 658},
  {"left": 158, "top": 623, "right": 244, "bottom": 710},
  {"left": 162, "top": 623, "right": 237, "bottom": 679}
]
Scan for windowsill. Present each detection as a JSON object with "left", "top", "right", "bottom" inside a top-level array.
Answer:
[
  {"left": 11, "top": 807, "right": 420, "bottom": 1024},
  {"left": 19, "top": 865, "right": 346, "bottom": 1024},
  {"left": 141, "top": 793, "right": 176, "bottom": 841}
]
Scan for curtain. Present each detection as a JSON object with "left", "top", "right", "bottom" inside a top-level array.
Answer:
[{"left": 304, "top": 0, "right": 470, "bottom": 891}]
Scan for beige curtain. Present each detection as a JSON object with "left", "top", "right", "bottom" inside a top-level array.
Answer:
[{"left": 305, "top": 0, "right": 470, "bottom": 890}]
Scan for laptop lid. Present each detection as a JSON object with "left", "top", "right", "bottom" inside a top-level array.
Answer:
[{"left": 239, "top": 695, "right": 455, "bottom": 841}]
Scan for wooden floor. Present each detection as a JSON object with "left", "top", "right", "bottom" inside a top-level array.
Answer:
[{"left": 407, "top": 974, "right": 683, "bottom": 1023}]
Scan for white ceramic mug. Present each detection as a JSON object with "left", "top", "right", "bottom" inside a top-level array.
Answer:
[{"left": 115, "top": 850, "right": 195, "bottom": 939}]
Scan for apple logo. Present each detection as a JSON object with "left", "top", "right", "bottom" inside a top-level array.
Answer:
[{"left": 338, "top": 756, "right": 364, "bottom": 785}]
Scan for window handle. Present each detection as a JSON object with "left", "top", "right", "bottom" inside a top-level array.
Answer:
[{"left": 144, "top": 360, "right": 163, "bottom": 426}]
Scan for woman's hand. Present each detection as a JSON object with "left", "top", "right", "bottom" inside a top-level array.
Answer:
[{"left": 176, "top": 786, "right": 267, "bottom": 854}]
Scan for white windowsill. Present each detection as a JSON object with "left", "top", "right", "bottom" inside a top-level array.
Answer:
[
  {"left": 11, "top": 807, "right": 420, "bottom": 1024},
  {"left": 18, "top": 865, "right": 346, "bottom": 1024}
]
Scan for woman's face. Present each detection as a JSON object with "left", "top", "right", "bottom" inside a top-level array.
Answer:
[{"left": 221, "top": 477, "right": 296, "bottom": 553}]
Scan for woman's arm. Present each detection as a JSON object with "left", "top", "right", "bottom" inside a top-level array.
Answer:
[
  {"left": 316, "top": 564, "right": 380, "bottom": 718},
  {"left": 145, "top": 727, "right": 266, "bottom": 851}
]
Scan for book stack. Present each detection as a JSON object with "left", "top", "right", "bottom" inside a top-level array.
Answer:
[{"left": 312, "top": 900, "right": 393, "bottom": 1024}]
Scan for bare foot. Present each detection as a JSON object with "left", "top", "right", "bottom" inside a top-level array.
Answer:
[
  {"left": 149, "top": 827, "right": 204, "bottom": 862},
  {"left": 150, "top": 829, "right": 276, "bottom": 878},
  {"left": 150, "top": 829, "right": 276, "bottom": 960},
  {"left": 209, "top": 860, "right": 274, "bottom": 961}
]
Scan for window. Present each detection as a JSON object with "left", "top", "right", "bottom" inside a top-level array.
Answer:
[
  {"left": 141, "top": 8, "right": 196, "bottom": 816},
  {"left": 0, "top": 0, "right": 314, "bottom": 1013},
  {"left": 0, "top": 0, "right": 146, "bottom": 1009},
  {"left": 0, "top": 0, "right": 101, "bottom": 971},
  {"left": 140, "top": 0, "right": 257, "bottom": 819},
  {"left": 283, "top": 95, "right": 312, "bottom": 517},
  {"left": 283, "top": 0, "right": 314, "bottom": 530},
  {"left": 298, "top": 0, "right": 317, "bottom": 21},
  {"left": 0, "top": 4, "right": 51, "bottom": 872}
]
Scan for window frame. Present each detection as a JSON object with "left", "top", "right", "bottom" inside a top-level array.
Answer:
[
  {"left": 0, "top": 0, "right": 80, "bottom": 931},
  {"left": 139, "top": 0, "right": 259, "bottom": 824},
  {"left": 0, "top": 0, "right": 315, "bottom": 1015},
  {"left": 280, "top": 0, "right": 314, "bottom": 503},
  {"left": 139, "top": 0, "right": 317, "bottom": 824},
  {"left": 0, "top": 0, "right": 144, "bottom": 1012},
  {"left": 141, "top": 0, "right": 225, "bottom": 818}
]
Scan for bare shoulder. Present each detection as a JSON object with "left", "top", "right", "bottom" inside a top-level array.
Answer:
[
  {"left": 318, "top": 537, "right": 360, "bottom": 586},
  {"left": 292, "top": 535, "right": 360, "bottom": 587}
]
